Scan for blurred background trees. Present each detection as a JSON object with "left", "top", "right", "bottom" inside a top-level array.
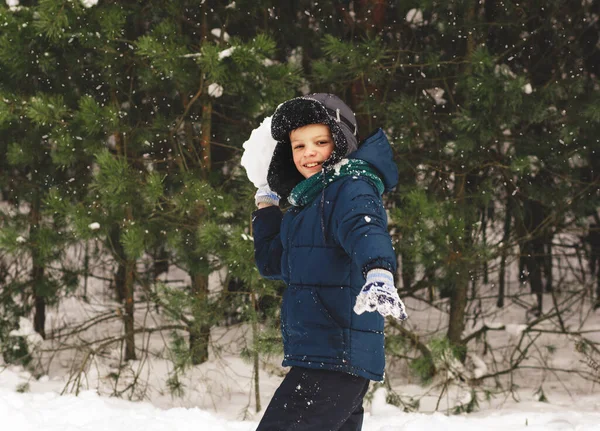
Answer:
[{"left": 0, "top": 0, "right": 598, "bottom": 402}]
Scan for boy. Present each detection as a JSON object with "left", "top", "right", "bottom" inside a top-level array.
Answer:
[{"left": 252, "top": 94, "right": 407, "bottom": 431}]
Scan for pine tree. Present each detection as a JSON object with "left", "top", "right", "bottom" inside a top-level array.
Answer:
[
  {"left": 1, "top": 0, "right": 301, "bottom": 366},
  {"left": 0, "top": 2, "right": 102, "bottom": 349}
]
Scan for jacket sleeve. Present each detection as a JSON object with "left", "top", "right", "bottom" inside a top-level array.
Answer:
[
  {"left": 252, "top": 206, "right": 284, "bottom": 280},
  {"left": 332, "top": 178, "right": 397, "bottom": 278}
]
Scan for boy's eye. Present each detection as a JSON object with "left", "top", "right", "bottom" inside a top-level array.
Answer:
[{"left": 293, "top": 144, "right": 304, "bottom": 150}]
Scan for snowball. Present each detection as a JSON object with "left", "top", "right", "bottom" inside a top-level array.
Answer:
[
  {"left": 523, "top": 83, "right": 533, "bottom": 94},
  {"left": 241, "top": 116, "right": 278, "bottom": 188},
  {"left": 80, "top": 0, "right": 99, "bottom": 8},
  {"left": 16, "top": 236, "right": 26, "bottom": 244},
  {"left": 88, "top": 222, "right": 100, "bottom": 231},
  {"left": 6, "top": 0, "right": 19, "bottom": 7},
  {"left": 207, "top": 83, "right": 223, "bottom": 98}
]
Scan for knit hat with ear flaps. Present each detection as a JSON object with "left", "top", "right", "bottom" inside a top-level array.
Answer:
[{"left": 267, "top": 93, "right": 359, "bottom": 200}]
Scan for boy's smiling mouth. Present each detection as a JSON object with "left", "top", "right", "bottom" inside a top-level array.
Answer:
[{"left": 304, "top": 161, "right": 322, "bottom": 168}]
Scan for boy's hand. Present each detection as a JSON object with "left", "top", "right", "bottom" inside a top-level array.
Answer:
[
  {"left": 354, "top": 269, "right": 408, "bottom": 320},
  {"left": 255, "top": 185, "right": 280, "bottom": 208}
]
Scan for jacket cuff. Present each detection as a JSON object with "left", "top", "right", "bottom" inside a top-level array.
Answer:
[{"left": 362, "top": 259, "right": 395, "bottom": 280}]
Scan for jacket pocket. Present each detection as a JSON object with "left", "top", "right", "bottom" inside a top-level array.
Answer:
[
  {"left": 314, "top": 286, "right": 352, "bottom": 329},
  {"left": 285, "top": 286, "right": 346, "bottom": 360}
]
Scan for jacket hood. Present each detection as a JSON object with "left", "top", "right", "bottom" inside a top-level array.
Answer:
[{"left": 348, "top": 128, "right": 398, "bottom": 192}]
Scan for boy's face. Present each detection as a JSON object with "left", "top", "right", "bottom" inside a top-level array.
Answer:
[{"left": 290, "top": 124, "right": 334, "bottom": 179}]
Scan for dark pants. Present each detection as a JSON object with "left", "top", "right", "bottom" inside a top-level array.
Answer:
[{"left": 256, "top": 367, "right": 370, "bottom": 431}]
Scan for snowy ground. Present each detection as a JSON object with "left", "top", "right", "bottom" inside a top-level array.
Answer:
[
  {"left": 1, "top": 248, "right": 600, "bottom": 430},
  {"left": 2, "top": 370, "right": 600, "bottom": 431}
]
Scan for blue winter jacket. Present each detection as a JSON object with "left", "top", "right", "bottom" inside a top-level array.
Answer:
[{"left": 252, "top": 128, "right": 398, "bottom": 381}]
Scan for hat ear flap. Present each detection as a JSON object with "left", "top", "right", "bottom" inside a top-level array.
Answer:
[
  {"left": 322, "top": 121, "right": 348, "bottom": 170},
  {"left": 267, "top": 141, "right": 304, "bottom": 201}
]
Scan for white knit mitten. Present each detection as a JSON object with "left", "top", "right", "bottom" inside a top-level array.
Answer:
[
  {"left": 255, "top": 185, "right": 280, "bottom": 207},
  {"left": 354, "top": 269, "right": 408, "bottom": 320}
]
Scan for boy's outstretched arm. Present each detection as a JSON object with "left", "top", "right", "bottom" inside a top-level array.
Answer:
[{"left": 333, "top": 178, "right": 407, "bottom": 321}]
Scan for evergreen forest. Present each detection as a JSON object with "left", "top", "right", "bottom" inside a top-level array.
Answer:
[{"left": 0, "top": 0, "right": 599, "bottom": 411}]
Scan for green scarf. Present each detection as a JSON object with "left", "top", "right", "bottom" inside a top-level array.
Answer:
[{"left": 288, "top": 159, "right": 385, "bottom": 207}]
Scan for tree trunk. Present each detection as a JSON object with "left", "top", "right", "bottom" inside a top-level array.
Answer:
[
  {"left": 110, "top": 226, "right": 127, "bottom": 303},
  {"left": 447, "top": 0, "right": 478, "bottom": 348},
  {"left": 400, "top": 234, "right": 416, "bottom": 291},
  {"left": 447, "top": 174, "right": 469, "bottom": 353},
  {"left": 498, "top": 196, "right": 513, "bottom": 308},
  {"left": 448, "top": 0, "right": 477, "bottom": 351},
  {"left": 200, "top": 99, "right": 212, "bottom": 177},
  {"left": 189, "top": 273, "right": 209, "bottom": 365},
  {"left": 30, "top": 189, "right": 46, "bottom": 339},
  {"left": 124, "top": 258, "right": 136, "bottom": 360}
]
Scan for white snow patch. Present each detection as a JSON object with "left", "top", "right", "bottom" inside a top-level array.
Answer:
[
  {"left": 444, "top": 141, "right": 456, "bottom": 156},
  {"left": 370, "top": 388, "right": 403, "bottom": 416},
  {"left": 218, "top": 47, "right": 236, "bottom": 60},
  {"left": 88, "top": 222, "right": 100, "bottom": 231},
  {"left": 208, "top": 83, "right": 223, "bottom": 98},
  {"left": 469, "top": 354, "right": 488, "bottom": 379},
  {"left": 505, "top": 323, "right": 528, "bottom": 337},
  {"left": 9, "top": 317, "right": 44, "bottom": 348},
  {"left": 523, "top": 83, "right": 533, "bottom": 94},
  {"left": 333, "top": 158, "right": 350, "bottom": 175},
  {"left": 210, "top": 28, "right": 230, "bottom": 42},
  {"left": 406, "top": 9, "right": 424, "bottom": 25},
  {"left": 80, "top": 0, "right": 98, "bottom": 8},
  {"left": 495, "top": 64, "right": 517, "bottom": 79},
  {"left": 424, "top": 88, "right": 447, "bottom": 105},
  {"left": 483, "top": 321, "right": 506, "bottom": 330}
]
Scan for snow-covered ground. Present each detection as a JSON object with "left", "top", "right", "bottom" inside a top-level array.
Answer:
[
  {"left": 1, "top": 243, "right": 600, "bottom": 430},
  {"left": 2, "top": 366, "right": 600, "bottom": 431}
]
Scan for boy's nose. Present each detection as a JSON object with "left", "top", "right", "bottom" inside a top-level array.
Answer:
[{"left": 305, "top": 146, "right": 317, "bottom": 156}]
